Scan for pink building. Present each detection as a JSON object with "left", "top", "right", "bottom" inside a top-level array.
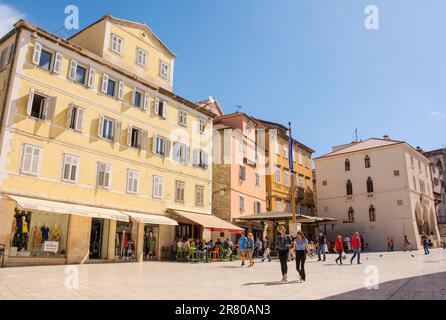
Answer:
[{"left": 212, "top": 113, "right": 267, "bottom": 241}]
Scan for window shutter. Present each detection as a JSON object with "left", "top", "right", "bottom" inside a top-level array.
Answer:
[
  {"left": 66, "top": 104, "right": 74, "bottom": 128},
  {"left": 31, "top": 147, "right": 41, "bottom": 175},
  {"left": 152, "top": 134, "right": 158, "bottom": 154},
  {"left": 113, "top": 121, "right": 121, "bottom": 143},
  {"left": 143, "top": 92, "right": 149, "bottom": 111},
  {"left": 68, "top": 59, "right": 77, "bottom": 80},
  {"left": 22, "top": 145, "right": 33, "bottom": 173},
  {"left": 76, "top": 108, "right": 85, "bottom": 131},
  {"left": 87, "top": 67, "right": 96, "bottom": 88},
  {"left": 105, "top": 164, "right": 112, "bottom": 188},
  {"left": 97, "top": 163, "right": 104, "bottom": 186},
  {"left": 140, "top": 130, "right": 147, "bottom": 151},
  {"left": 27, "top": 88, "right": 35, "bottom": 116},
  {"left": 185, "top": 146, "right": 190, "bottom": 164},
  {"left": 127, "top": 125, "right": 133, "bottom": 146},
  {"left": 101, "top": 74, "right": 109, "bottom": 93},
  {"left": 165, "top": 139, "right": 171, "bottom": 158},
  {"left": 45, "top": 96, "right": 57, "bottom": 121},
  {"left": 155, "top": 97, "right": 160, "bottom": 115},
  {"left": 32, "top": 43, "right": 42, "bottom": 65},
  {"left": 173, "top": 142, "right": 178, "bottom": 162},
  {"left": 53, "top": 52, "right": 62, "bottom": 74},
  {"left": 118, "top": 81, "right": 124, "bottom": 100},
  {"left": 98, "top": 115, "right": 104, "bottom": 137},
  {"left": 193, "top": 149, "right": 199, "bottom": 166},
  {"left": 162, "top": 100, "right": 168, "bottom": 118}
]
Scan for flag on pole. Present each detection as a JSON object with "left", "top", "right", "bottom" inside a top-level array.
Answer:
[{"left": 289, "top": 135, "right": 294, "bottom": 173}]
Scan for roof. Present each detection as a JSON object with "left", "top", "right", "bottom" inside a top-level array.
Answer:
[
  {"left": 214, "top": 112, "right": 266, "bottom": 128},
  {"left": 236, "top": 212, "right": 341, "bottom": 224},
  {"left": 167, "top": 209, "right": 244, "bottom": 232},
  {"left": 213, "top": 123, "right": 231, "bottom": 130},
  {"left": 423, "top": 148, "right": 446, "bottom": 158},
  {"left": 68, "top": 14, "right": 176, "bottom": 57},
  {"left": 316, "top": 138, "right": 404, "bottom": 159},
  {"left": 196, "top": 97, "right": 224, "bottom": 117},
  {"left": 11, "top": 19, "right": 214, "bottom": 118}
]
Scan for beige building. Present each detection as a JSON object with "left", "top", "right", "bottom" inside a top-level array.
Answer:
[{"left": 315, "top": 137, "right": 441, "bottom": 251}]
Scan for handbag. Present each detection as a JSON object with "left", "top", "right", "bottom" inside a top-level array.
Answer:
[{"left": 341, "top": 252, "right": 347, "bottom": 260}]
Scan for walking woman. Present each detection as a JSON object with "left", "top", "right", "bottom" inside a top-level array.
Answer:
[
  {"left": 334, "top": 235, "right": 344, "bottom": 265},
  {"left": 247, "top": 233, "right": 255, "bottom": 267},
  {"left": 294, "top": 231, "right": 309, "bottom": 282},
  {"left": 276, "top": 226, "right": 292, "bottom": 282}
]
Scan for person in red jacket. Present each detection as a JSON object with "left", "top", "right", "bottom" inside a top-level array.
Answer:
[
  {"left": 334, "top": 235, "right": 344, "bottom": 265},
  {"left": 350, "top": 232, "right": 362, "bottom": 264}
]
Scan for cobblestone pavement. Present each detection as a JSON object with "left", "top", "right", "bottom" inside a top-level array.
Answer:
[{"left": 0, "top": 249, "right": 445, "bottom": 300}]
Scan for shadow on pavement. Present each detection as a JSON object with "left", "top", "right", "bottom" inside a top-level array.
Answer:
[
  {"left": 242, "top": 280, "right": 300, "bottom": 286},
  {"left": 323, "top": 271, "right": 446, "bottom": 300}
]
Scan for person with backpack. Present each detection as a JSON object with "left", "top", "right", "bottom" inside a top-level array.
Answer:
[
  {"left": 276, "top": 226, "right": 292, "bottom": 282},
  {"left": 334, "top": 235, "right": 345, "bottom": 265}
]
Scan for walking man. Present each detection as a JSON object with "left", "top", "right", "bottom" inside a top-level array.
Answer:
[
  {"left": 276, "top": 226, "right": 292, "bottom": 282},
  {"left": 316, "top": 231, "right": 326, "bottom": 262},
  {"left": 404, "top": 235, "right": 411, "bottom": 252},
  {"left": 350, "top": 232, "right": 361, "bottom": 264},
  {"left": 238, "top": 231, "right": 248, "bottom": 266},
  {"left": 262, "top": 236, "right": 272, "bottom": 262},
  {"left": 421, "top": 232, "right": 430, "bottom": 255}
]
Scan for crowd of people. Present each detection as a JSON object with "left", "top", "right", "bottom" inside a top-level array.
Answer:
[{"left": 176, "top": 237, "right": 235, "bottom": 261}]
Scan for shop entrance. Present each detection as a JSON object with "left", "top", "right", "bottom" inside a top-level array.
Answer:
[
  {"left": 144, "top": 225, "right": 159, "bottom": 260},
  {"left": 89, "top": 218, "right": 109, "bottom": 259}
]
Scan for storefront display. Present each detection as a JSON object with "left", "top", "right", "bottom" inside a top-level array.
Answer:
[
  {"left": 9, "top": 209, "right": 69, "bottom": 258},
  {"left": 89, "top": 218, "right": 110, "bottom": 259},
  {"left": 115, "top": 221, "right": 136, "bottom": 260},
  {"left": 144, "top": 225, "right": 158, "bottom": 260}
]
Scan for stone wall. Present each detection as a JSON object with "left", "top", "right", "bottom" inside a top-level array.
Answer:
[
  {"left": 66, "top": 215, "right": 91, "bottom": 264},
  {"left": 212, "top": 164, "right": 232, "bottom": 221},
  {"left": 0, "top": 197, "right": 16, "bottom": 259}
]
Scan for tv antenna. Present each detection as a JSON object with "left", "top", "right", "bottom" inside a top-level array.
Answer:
[
  {"left": 235, "top": 105, "right": 242, "bottom": 113},
  {"left": 353, "top": 128, "right": 364, "bottom": 142}
]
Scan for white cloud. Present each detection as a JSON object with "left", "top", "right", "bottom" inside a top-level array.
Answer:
[
  {"left": 430, "top": 111, "right": 446, "bottom": 120},
  {"left": 0, "top": 4, "right": 25, "bottom": 38}
]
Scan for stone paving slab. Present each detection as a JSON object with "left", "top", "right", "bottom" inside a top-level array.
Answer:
[{"left": 0, "top": 249, "right": 444, "bottom": 300}]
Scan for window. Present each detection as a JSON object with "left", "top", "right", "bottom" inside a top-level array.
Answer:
[
  {"left": 0, "top": 44, "right": 13, "bottom": 70},
  {"left": 283, "top": 146, "right": 289, "bottom": 159},
  {"left": 155, "top": 97, "right": 168, "bottom": 118},
  {"left": 107, "top": 78, "right": 116, "bottom": 97},
  {"left": 419, "top": 180, "right": 425, "bottom": 194},
  {"left": 136, "top": 48, "right": 147, "bottom": 67},
  {"left": 179, "top": 109, "right": 187, "bottom": 126},
  {"left": 322, "top": 180, "right": 327, "bottom": 186},
  {"left": 173, "top": 142, "right": 189, "bottom": 164},
  {"left": 365, "top": 155, "right": 371, "bottom": 168},
  {"left": 26, "top": 90, "right": 56, "bottom": 121},
  {"left": 152, "top": 176, "right": 164, "bottom": 199},
  {"left": 239, "top": 166, "right": 246, "bottom": 181},
  {"left": 128, "top": 126, "right": 146, "bottom": 149},
  {"left": 284, "top": 171, "right": 290, "bottom": 186},
  {"left": 305, "top": 177, "right": 311, "bottom": 191},
  {"left": 298, "top": 153, "right": 303, "bottom": 165},
  {"left": 20, "top": 144, "right": 42, "bottom": 176},
  {"left": 67, "top": 105, "right": 85, "bottom": 132},
  {"left": 346, "top": 180, "right": 353, "bottom": 195},
  {"left": 367, "top": 177, "right": 374, "bottom": 193},
  {"left": 255, "top": 173, "right": 260, "bottom": 187},
  {"left": 397, "top": 199, "right": 403, "bottom": 206},
  {"left": 369, "top": 205, "right": 376, "bottom": 222},
  {"left": 198, "top": 119, "right": 206, "bottom": 134},
  {"left": 175, "top": 181, "right": 185, "bottom": 202},
  {"left": 275, "top": 142, "right": 280, "bottom": 155},
  {"left": 196, "top": 185, "right": 204, "bottom": 207},
  {"left": 159, "top": 60, "right": 169, "bottom": 79},
  {"left": 276, "top": 199, "right": 282, "bottom": 211},
  {"left": 133, "top": 90, "right": 142, "bottom": 108},
  {"left": 111, "top": 34, "right": 123, "bottom": 54},
  {"left": 126, "top": 170, "right": 139, "bottom": 194},
  {"left": 292, "top": 149, "right": 297, "bottom": 163},
  {"left": 99, "top": 116, "right": 115, "bottom": 141},
  {"left": 193, "top": 149, "right": 209, "bottom": 169},
  {"left": 97, "top": 162, "right": 112, "bottom": 189},
  {"left": 345, "top": 159, "right": 350, "bottom": 171},
  {"left": 285, "top": 201, "right": 291, "bottom": 213},
  {"left": 254, "top": 201, "right": 261, "bottom": 214},
  {"left": 298, "top": 175, "right": 304, "bottom": 188},
  {"left": 38, "top": 49, "right": 52, "bottom": 70},
  {"left": 61, "top": 154, "right": 79, "bottom": 183},
  {"left": 305, "top": 157, "right": 310, "bottom": 168},
  {"left": 275, "top": 167, "right": 281, "bottom": 183},
  {"left": 394, "top": 170, "right": 400, "bottom": 176},
  {"left": 348, "top": 207, "right": 355, "bottom": 222},
  {"left": 239, "top": 196, "right": 245, "bottom": 212},
  {"left": 153, "top": 135, "right": 170, "bottom": 157},
  {"left": 74, "top": 64, "right": 87, "bottom": 85}
]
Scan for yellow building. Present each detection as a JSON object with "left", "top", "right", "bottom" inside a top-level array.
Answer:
[{"left": 0, "top": 15, "right": 238, "bottom": 266}]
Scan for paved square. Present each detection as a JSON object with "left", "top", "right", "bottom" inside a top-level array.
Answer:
[{"left": 0, "top": 249, "right": 445, "bottom": 300}]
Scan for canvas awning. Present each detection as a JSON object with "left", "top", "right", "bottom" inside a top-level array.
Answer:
[
  {"left": 168, "top": 209, "right": 244, "bottom": 233},
  {"left": 236, "top": 211, "right": 341, "bottom": 225},
  {"left": 9, "top": 195, "right": 129, "bottom": 222},
  {"left": 122, "top": 211, "right": 178, "bottom": 225}
]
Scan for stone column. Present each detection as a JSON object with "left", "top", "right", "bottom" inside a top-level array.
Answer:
[
  {"left": 66, "top": 215, "right": 92, "bottom": 264},
  {"left": 0, "top": 196, "right": 17, "bottom": 263},
  {"left": 159, "top": 224, "right": 175, "bottom": 260},
  {"left": 136, "top": 222, "right": 144, "bottom": 262},
  {"left": 106, "top": 219, "right": 117, "bottom": 260}
]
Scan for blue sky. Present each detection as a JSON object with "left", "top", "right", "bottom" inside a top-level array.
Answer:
[{"left": 1, "top": 0, "right": 444, "bottom": 156}]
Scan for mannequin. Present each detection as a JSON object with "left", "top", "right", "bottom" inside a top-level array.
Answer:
[
  {"left": 50, "top": 224, "right": 61, "bottom": 255},
  {"left": 148, "top": 231, "right": 156, "bottom": 259},
  {"left": 41, "top": 223, "right": 50, "bottom": 242},
  {"left": 120, "top": 230, "right": 127, "bottom": 259},
  {"left": 20, "top": 216, "right": 29, "bottom": 251},
  {"left": 32, "top": 223, "right": 42, "bottom": 256},
  {"left": 10, "top": 218, "right": 17, "bottom": 247}
]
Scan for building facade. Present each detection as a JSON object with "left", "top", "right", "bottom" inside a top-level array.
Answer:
[
  {"left": 423, "top": 148, "right": 446, "bottom": 235},
  {"left": 0, "top": 15, "right": 240, "bottom": 266},
  {"left": 315, "top": 137, "right": 441, "bottom": 251},
  {"left": 212, "top": 113, "right": 267, "bottom": 241}
]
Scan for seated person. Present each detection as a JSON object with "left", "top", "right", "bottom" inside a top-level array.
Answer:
[{"left": 223, "top": 239, "right": 232, "bottom": 258}]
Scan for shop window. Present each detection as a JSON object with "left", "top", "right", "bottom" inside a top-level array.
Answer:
[
  {"left": 115, "top": 221, "right": 137, "bottom": 260},
  {"left": 144, "top": 225, "right": 158, "bottom": 260},
  {"left": 9, "top": 209, "right": 69, "bottom": 258}
]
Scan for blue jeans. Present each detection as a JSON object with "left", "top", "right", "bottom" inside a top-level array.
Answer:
[
  {"left": 350, "top": 249, "right": 360, "bottom": 263},
  {"left": 423, "top": 242, "right": 430, "bottom": 254},
  {"left": 317, "top": 245, "right": 326, "bottom": 261}
]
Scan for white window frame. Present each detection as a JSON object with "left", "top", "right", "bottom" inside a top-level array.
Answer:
[
  {"left": 67, "top": 104, "right": 85, "bottom": 133},
  {"left": 298, "top": 153, "right": 303, "bottom": 165},
  {"left": 198, "top": 118, "right": 206, "bottom": 134},
  {"left": 196, "top": 185, "right": 205, "bottom": 207},
  {"left": 175, "top": 181, "right": 185, "bottom": 203},
  {"left": 61, "top": 153, "right": 80, "bottom": 183},
  {"left": 153, "top": 134, "right": 170, "bottom": 157},
  {"left": 284, "top": 171, "right": 290, "bottom": 186},
  {"left": 154, "top": 97, "right": 168, "bottom": 119},
  {"left": 126, "top": 169, "right": 139, "bottom": 194},
  {"left": 283, "top": 146, "right": 289, "bottom": 159},
  {"left": 152, "top": 175, "right": 164, "bottom": 199},
  {"left": 111, "top": 34, "right": 123, "bottom": 55},
  {"left": 98, "top": 115, "right": 116, "bottom": 141},
  {"left": 179, "top": 109, "right": 187, "bottom": 126},
  {"left": 97, "top": 162, "right": 112, "bottom": 189},
  {"left": 173, "top": 142, "right": 189, "bottom": 164},
  {"left": 239, "top": 196, "right": 245, "bottom": 212},
  {"left": 20, "top": 144, "right": 42, "bottom": 176},
  {"left": 26, "top": 89, "right": 57, "bottom": 122},
  {"left": 159, "top": 60, "right": 169, "bottom": 79},
  {"left": 275, "top": 167, "right": 281, "bottom": 184},
  {"left": 136, "top": 48, "right": 148, "bottom": 67}
]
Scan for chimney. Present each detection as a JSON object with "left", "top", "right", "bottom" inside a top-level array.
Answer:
[{"left": 383, "top": 135, "right": 390, "bottom": 140}]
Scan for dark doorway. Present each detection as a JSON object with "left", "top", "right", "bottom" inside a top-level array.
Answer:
[{"left": 89, "top": 218, "right": 104, "bottom": 259}]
